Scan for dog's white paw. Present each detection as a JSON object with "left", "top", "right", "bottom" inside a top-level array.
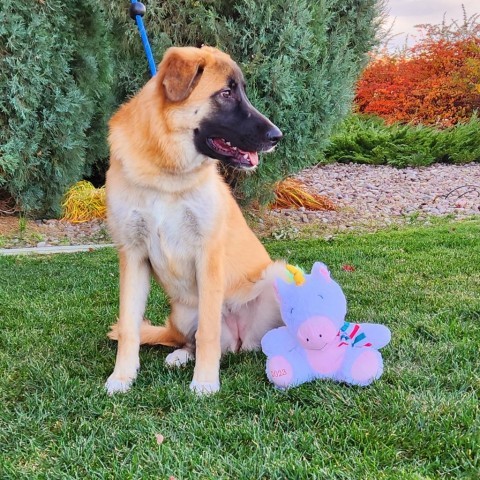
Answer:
[
  {"left": 189, "top": 379, "right": 220, "bottom": 396},
  {"left": 105, "top": 373, "right": 135, "bottom": 395},
  {"left": 165, "top": 349, "right": 194, "bottom": 368}
]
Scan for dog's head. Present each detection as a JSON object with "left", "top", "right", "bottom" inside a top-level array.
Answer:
[{"left": 158, "top": 46, "right": 282, "bottom": 170}]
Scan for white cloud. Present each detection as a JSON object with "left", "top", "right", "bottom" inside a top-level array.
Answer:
[{"left": 383, "top": 0, "right": 479, "bottom": 49}]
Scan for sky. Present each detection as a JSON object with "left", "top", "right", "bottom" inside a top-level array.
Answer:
[{"left": 385, "top": 0, "right": 479, "bottom": 49}]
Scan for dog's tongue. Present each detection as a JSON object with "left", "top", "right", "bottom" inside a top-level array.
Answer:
[
  {"left": 247, "top": 152, "right": 259, "bottom": 166},
  {"left": 238, "top": 148, "right": 259, "bottom": 166}
]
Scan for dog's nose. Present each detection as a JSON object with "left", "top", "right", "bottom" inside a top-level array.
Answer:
[{"left": 266, "top": 126, "right": 283, "bottom": 144}]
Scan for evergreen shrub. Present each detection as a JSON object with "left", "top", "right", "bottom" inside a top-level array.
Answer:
[
  {"left": 1, "top": 0, "right": 381, "bottom": 216},
  {"left": 325, "top": 114, "right": 480, "bottom": 167},
  {"left": 0, "top": 0, "right": 114, "bottom": 216}
]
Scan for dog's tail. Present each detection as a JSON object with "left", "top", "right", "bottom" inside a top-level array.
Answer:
[{"left": 107, "top": 319, "right": 186, "bottom": 347}]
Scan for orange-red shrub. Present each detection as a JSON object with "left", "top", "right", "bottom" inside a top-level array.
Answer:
[{"left": 355, "top": 18, "right": 480, "bottom": 127}]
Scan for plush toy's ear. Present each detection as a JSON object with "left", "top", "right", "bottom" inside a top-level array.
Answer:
[
  {"left": 160, "top": 47, "right": 206, "bottom": 102},
  {"left": 311, "top": 262, "right": 331, "bottom": 282}
]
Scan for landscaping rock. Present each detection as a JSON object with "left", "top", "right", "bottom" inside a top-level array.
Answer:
[
  {"left": 1, "top": 163, "right": 479, "bottom": 248},
  {"left": 269, "top": 162, "right": 480, "bottom": 232}
]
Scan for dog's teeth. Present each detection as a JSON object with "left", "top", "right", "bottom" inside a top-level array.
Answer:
[
  {"left": 225, "top": 141, "right": 231, "bottom": 146},
  {"left": 243, "top": 153, "right": 249, "bottom": 159}
]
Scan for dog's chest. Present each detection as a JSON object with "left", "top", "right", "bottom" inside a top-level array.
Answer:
[
  {"left": 150, "top": 199, "right": 203, "bottom": 258},
  {"left": 121, "top": 188, "right": 220, "bottom": 301}
]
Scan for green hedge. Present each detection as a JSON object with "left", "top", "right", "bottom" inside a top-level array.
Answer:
[
  {"left": 325, "top": 114, "right": 480, "bottom": 167},
  {"left": 0, "top": 0, "right": 115, "bottom": 216},
  {"left": 1, "top": 0, "right": 381, "bottom": 216}
]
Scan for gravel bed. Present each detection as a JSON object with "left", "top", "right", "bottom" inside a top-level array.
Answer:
[
  {"left": 265, "top": 162, "right": 480, "bottom": 233},
  {"left": 1, "top": 163, "right": 479, "bottom": 249},
  {"left": 0, "top": 218, "right": 111, "bottom": 249}
]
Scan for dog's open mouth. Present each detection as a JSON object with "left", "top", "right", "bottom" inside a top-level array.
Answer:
[{"left": 207, "top": 138, "right": 259, "bottom": 168}]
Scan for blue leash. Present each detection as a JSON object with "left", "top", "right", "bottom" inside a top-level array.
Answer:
[{"left": 129, "top": 1, "right": 157, "bottom": 77}]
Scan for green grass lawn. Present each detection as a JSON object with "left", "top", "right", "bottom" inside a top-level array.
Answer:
[{"left": 1, "top": 219, "right": 479, "bottom": 479}]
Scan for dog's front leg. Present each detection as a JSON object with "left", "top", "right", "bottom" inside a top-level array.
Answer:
[
  {"left": 105, "top": 249, "right": 151, "bottom": 394},
  {"left": 190, "top": 242, "right": 225, "bottom": 395}
]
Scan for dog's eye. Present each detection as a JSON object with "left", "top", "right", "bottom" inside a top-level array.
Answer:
[{"left": 220, "top": 89, "right": 232, "bottom": 98}]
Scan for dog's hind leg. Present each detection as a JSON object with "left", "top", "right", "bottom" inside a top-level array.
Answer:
[
  {"left": 105, "top": 250, "right": 151, "bottom": 395},
  {"left": 165, "top": 347, "right": 195, "bottom": 367},
  {"left": 108, "top": 320, "right": 186, "bottom": 347},
  {"left": 109, "top": 299, "right": 192, "bottom": 347},
  {"left": 109, "top": 302, "right": 195, "bottom": 367}
]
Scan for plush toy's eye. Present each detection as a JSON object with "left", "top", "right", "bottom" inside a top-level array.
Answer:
[
  {"left": 319, "top": 334, "right": 322, "bottom": 337},
  {"left": 318, "top": 294, "right": 323, "bottom": 299},
  {"left": 306, "top": 338, "right": 309, "bottom": 342},
  {"left": 290, "top": 308, "right": 294, "bottom": 314}
]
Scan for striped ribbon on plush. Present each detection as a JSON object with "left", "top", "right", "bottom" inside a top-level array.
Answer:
[{"left": 338, "top": 321, "right": 372, "bottom": 347}]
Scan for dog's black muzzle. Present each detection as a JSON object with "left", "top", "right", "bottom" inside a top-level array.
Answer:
[{"left": 194, "top": 85, "right": 283, "bottom": 169}]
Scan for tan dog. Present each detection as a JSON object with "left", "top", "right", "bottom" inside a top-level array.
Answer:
[{"left": 105, "top": 46, "right": 285, "bottom": 395}]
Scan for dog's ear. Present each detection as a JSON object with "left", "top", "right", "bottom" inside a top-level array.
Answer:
[{"left": 160, "top": 48, "right": 206, "bottom": 102}]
